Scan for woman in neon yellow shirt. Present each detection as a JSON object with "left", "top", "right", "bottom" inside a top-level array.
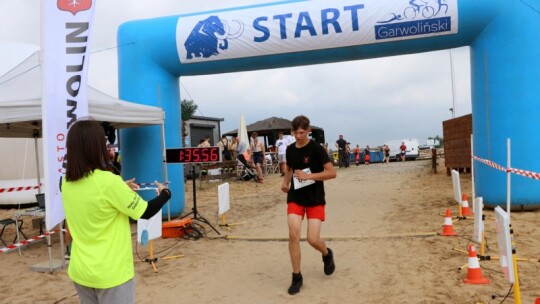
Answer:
[{"left": 62, "top": 120, "right": 171, "bottom": 304}]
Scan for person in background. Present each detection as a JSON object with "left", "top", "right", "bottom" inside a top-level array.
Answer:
[
  {"left": 285, "top": 130, "right": 296, "bottom": 146},
  {"left": 229, "top": 136, "right": 238, "bottom": 160},
  {"left": 198, "top": 136, "right": 211, "bottom": 147},
  {"left": 275, "top": 132, "right": 288, "bottom": 176},
  {"left": 324, "top": 143, "right": 333, "bottom": 163},
  {"left": 107, "top": 144, "right": 121, "bottom": 175},
  {"left": 62, "top": 120, "right": 172, "bottom": 304},
  {"left": 250, "top": 131, "right": 265, "bottom": 183},
  {"left": 335, "top": 135, "right": 347, "bottom": 168},
  {"left": 281, "top": 115, "right": 337, "bottom": 295},
  {"left": 196, "top": 137, "right": 211, "bottom": 175},
  {"left": 217, "top": 135, "right": 232, "bottom": 161},
  {"left": 353, "top": 144, "right": 361, "bottom": 166},
  {"left": 364, "top": 145, "right": 371, "bottom": 165},
  {"left": 345, "top": 142, "right": 351, "bottom": 168},
  {"left": 400, "top": 141, "right": 407, "bottom": 162},
  {"left": 235, "top": 136, "right": 250, "bottom": 164},
  {"left": 383, "top": 144, "right": 390, "bottom": 164}
]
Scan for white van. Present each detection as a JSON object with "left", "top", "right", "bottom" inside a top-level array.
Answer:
[{"left": 384, "top": 139, "right": 420, "bottom": 161}]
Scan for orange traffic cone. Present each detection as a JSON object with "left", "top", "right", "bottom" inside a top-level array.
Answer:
[
  {"left": 463, "top": 244, "right": 489, "bottom": 284},
  {"left": 441, "top": 209, "right": 457, "bottom": 236},
  {"left": 461, "top": 193, "right": 473, "bottom": 216}
]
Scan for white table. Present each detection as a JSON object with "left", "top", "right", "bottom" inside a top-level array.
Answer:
[{"left": 13, "top": 207, "right": 45, "bottom": 254}]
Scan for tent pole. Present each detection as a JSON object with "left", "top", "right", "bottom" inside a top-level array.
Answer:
[
  {"left": 46, "top": 233, "right": 53, "bottom": 273},
  {"left": 160, "top": 123, "right": 170, "bottom": 221},
  {"left": 34, "top": 132, "right": 42, "bottom": 193},
  {"left": 22, "top": 139, "right": 29, "bottom": 179},
  {"left": 157, "top": 84, "right": 170, "bottom": 221},
  {"left": 59, "top": 222, "right": 66, "bottom": 269}
]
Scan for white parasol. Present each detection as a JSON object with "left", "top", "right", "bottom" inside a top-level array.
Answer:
[{"left": 238, "top": 114, "right": 249, "bottom": 149}]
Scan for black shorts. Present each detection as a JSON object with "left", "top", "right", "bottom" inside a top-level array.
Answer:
[{"left": 253, "top": 152, "right": 263, "bottom": 164}]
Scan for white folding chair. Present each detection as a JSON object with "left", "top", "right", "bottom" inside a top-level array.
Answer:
[{"left": 264, "top": 157, "right": 273, "bottom": 174}]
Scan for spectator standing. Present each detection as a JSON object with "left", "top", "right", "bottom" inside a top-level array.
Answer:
[
  {"left": 235, "top": 136, "right": 249, "bottom": 162},
  {"left": 400, "top": 142, "right": 407, "bottom": 162},
  {"left": 107, "top": 144, "right": 121, "bottom": 175},
  {"left": 383, "top": 144, "right": 390, "bottom": 164},
  {"left": 324, "top": 143, "right": 333, "bottom": 163},
  {"left": 217, "top": 135, "right": 232, "bottom": 161},
  {"left": 198, "top": 135, "right": 211, "bottom": 147},
  {"left": 229, "top": 136, "right": 238, "bottom": 160},
  {"left": 335, "top": 135, "right": 347, "bottom": 168},
  {"left": 250, "top": 131, "right": 265, "bottom": 183},
  {"left": 353, "top": 144, "right": 360, "bottom": 166},
  {"left": 364, "top": 145, "right": 371, "bottom": 165},
  {"left": 285, "top": 131, "right": 296, "bottom": 146},
  {"left": 275, "top": 132, "right": 288, "bottom": 176},
  {"left": 345, "top": 142, "right": 351, "bottom": 168}
]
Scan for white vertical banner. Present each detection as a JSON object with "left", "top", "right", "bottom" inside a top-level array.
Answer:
[{"left": 41, "top": 0, "right": 97, "bottom": 230}]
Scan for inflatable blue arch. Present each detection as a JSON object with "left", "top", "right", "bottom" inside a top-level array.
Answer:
[{"left": 117, "top": 0, "right": 540, "bottom": 214}]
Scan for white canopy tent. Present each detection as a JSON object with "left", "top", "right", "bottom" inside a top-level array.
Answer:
[
  {"left": 0, "top": 51, "right": 167, "bottom": 268},
  {"left": 0, "top": 51, "right": 164, "bottom": 138},
  {"left": 0, "top": 50, "right": 166, "bottom": 205}
]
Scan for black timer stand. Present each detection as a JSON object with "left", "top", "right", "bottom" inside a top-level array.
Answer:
[{"left": 181, "top": 166, "right": 220, "bottom": 235}]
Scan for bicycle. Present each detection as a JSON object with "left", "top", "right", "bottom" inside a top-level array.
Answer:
[{"left": 403, "top": 0, "right": 436, "bottom": 19}]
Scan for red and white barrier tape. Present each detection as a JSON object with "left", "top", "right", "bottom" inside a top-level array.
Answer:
[
  {"left": 473, "top": 155, "right": 540, "bottom": 180},
  {"left": 472, "top": 156, "right": 507, "bottom": 172},
  {"left": 508, "top": 168, "right": 540, "bottom": 181},
  {"left": 0, "top": 185, "right": 41, "bottom": 194},
  {"left": 0, "top": 231, "right": 55, "bottom": 254}
]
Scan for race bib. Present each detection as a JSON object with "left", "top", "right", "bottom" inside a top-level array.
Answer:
[{"left": 293, "top": 168, "right": 315, "bottom": 190}]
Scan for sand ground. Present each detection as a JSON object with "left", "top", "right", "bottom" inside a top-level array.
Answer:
[{"left": 1, "top": 159, "right": 540, "bottom": 304}]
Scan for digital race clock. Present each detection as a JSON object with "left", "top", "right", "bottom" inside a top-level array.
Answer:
[{"left": 166, "top": 147, "right": 221, "bottom": 164}]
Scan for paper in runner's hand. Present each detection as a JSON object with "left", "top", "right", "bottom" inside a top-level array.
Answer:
[{"left": 293, "top": 168, "right": 315, "bottom": 190}]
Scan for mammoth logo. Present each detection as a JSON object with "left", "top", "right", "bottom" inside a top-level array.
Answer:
[
  {"left": 57, "top": 0, "right": 92, "bottom": 15},
  {"left": 184, "top": 16, "right": 244, "bottom": 60}
]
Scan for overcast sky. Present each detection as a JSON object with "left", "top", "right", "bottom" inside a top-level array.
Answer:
[{"left": 0, "top": 0, "right": 472, "bottom": 148}]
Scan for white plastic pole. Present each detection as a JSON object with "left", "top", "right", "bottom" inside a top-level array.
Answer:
[
  {"left": 470, "top": 134, "right": 475, "bottom": 211},
  {"left": 449, "top": 49, "right": 457, "bottom": 118},
  {"left": 506, "top": 138, "right": 511, "bottom": 223}
]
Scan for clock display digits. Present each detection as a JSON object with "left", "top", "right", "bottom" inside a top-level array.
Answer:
[
  {"left": 201, "top": 148, "right": 209, "bottom": 161},
  {"left": 178, "top": 149, "right": 185, "bottom": 162},
  {"left": 210, "top": 148, "right": 219, "bottom": 161},
  {"left": 166, "top": 147, "right": 221, "bottom": 163},
  {"left": 185, "top": 148, "right": 192, "bottom": 162},
  {"left": 193, "top": 149, "right": 201, "bottom": 162}
]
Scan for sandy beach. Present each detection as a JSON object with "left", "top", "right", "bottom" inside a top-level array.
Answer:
[{"left": 2, "top": 159, "right": 540, "bottom": 304}]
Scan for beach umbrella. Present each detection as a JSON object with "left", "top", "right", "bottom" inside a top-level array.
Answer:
[{"left": 238, "top": 114, "right": 249, "bottom": 149}]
